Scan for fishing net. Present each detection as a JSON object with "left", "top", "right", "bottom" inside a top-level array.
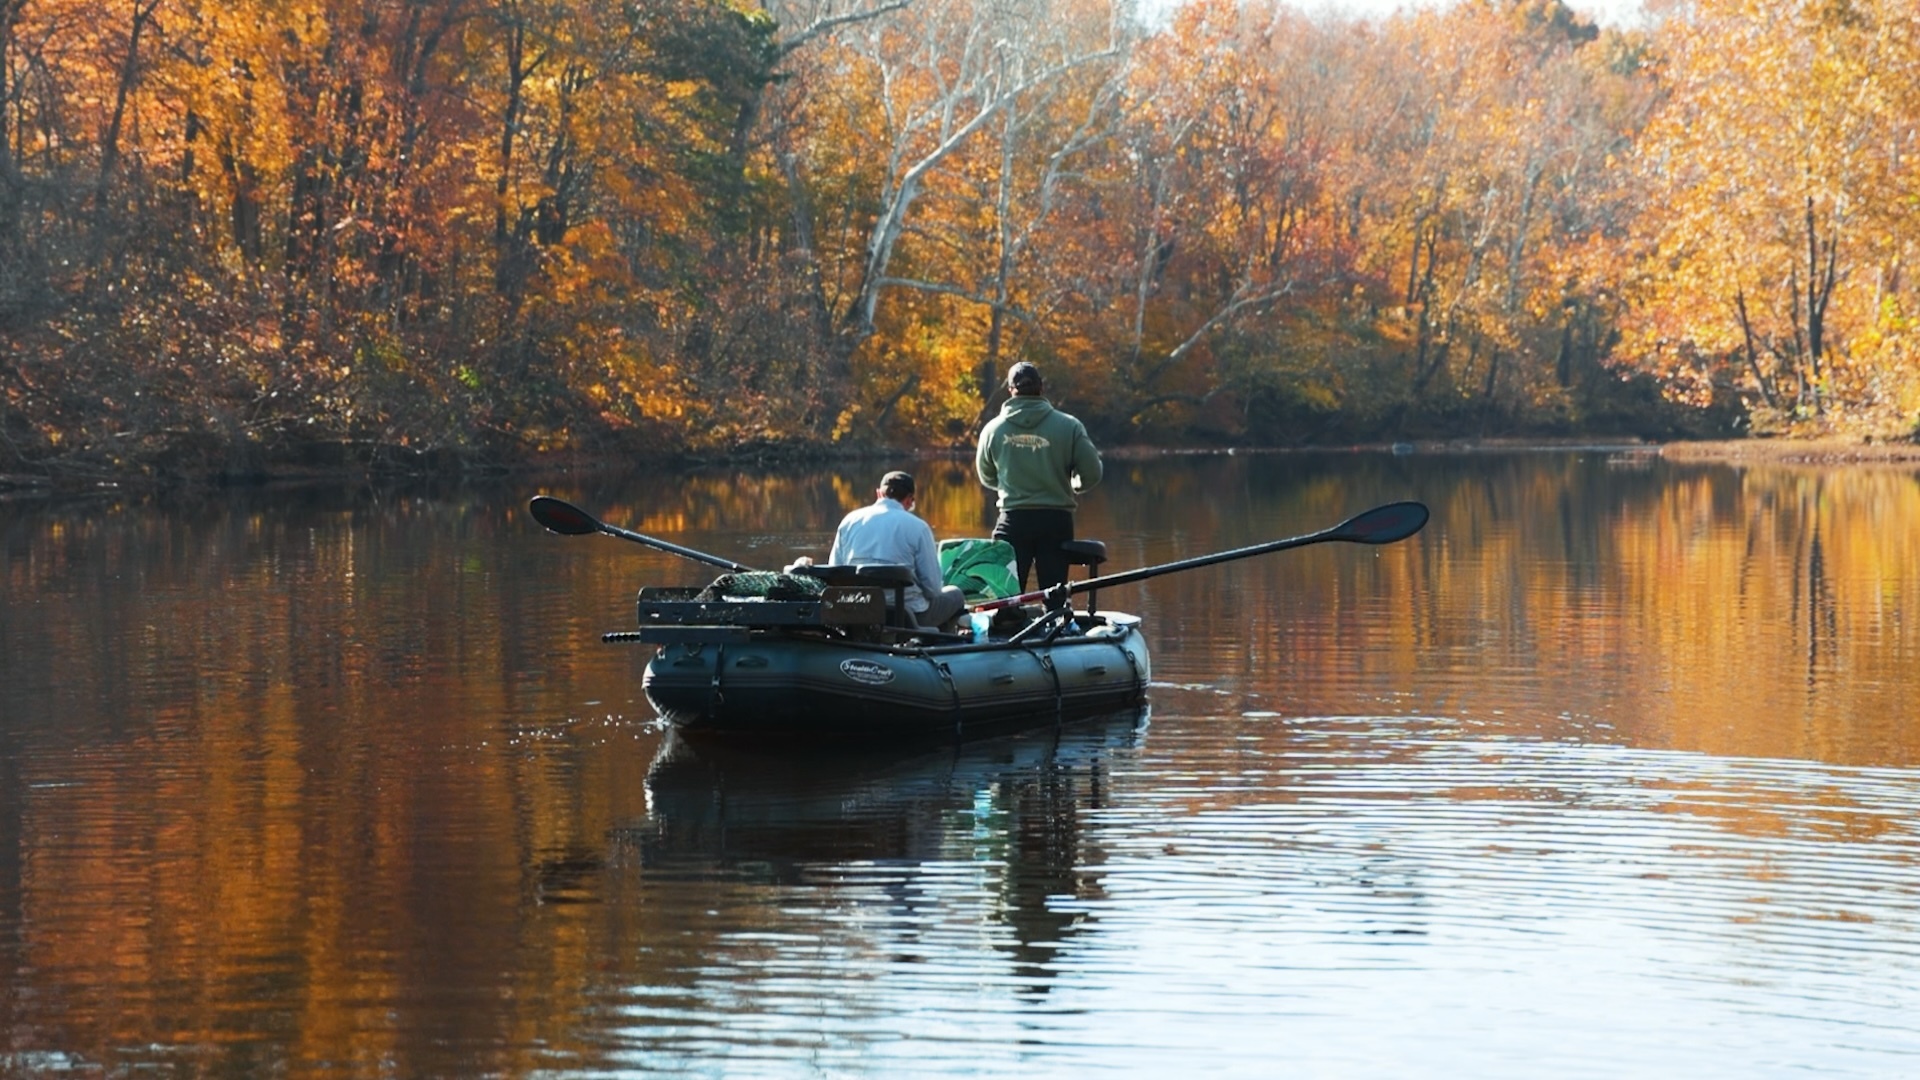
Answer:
[{"left": 695, "top": 571, "right": 826, "bottom": 601}]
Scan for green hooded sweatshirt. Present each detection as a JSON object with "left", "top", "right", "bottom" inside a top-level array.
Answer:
[{"left": 975, "top": 395, "right": 1103, "bottom": 511}]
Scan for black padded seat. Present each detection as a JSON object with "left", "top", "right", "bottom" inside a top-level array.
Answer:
[
  {"left": 1060, "top": 540, "right": 1107, "bottom": 568},
  {"left": 854, "top": 564, "right": 919, "bottom": 627},
  {"left": 853, "top": 563, "right": 915, "bottom": 588},
  {"left": 1060, "top": 540, "right": 1108, "bottom": 616},
  {"left": 791, "top": 563, "right": 863, "bottom": 587}
]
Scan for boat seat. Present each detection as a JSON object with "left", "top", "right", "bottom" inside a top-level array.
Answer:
[
  {"left": 854, "top": 564, "right": 920, "bottom": 627},
  {"left": 790, "top": 563, "right": 863, "bottom": 587},
  {"left": 1060, "top": 539, "right": 1108, "bottom": 616},
  {"left": 1061, "top": 540, "right": 1107, "bottom": 569}
]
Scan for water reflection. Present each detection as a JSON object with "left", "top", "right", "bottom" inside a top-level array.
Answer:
[
  {"left": 627, "top": 709, "right": 1146, "bottom": 989},
  {"left": 636, "top": 709, "right": 1141, "bottom": 864},
  {"left": 3, "top": 453, "right": 1920, "bottom": 1076},
  {"left": 569, "top": 708, "right": 1920, "bottom": 1077}
]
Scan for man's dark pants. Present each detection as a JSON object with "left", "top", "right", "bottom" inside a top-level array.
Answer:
[{"left": 992, "top": 508, "right": 1075, "bottom": 608}]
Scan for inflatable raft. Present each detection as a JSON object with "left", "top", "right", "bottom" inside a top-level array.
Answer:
[{"left": 611, "top": 563, "right": 1150, "bottom": 738}]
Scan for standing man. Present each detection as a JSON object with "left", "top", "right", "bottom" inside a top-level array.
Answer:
[
  {"left": 826, "top": 471, "right": 967, "bottom": 629},
  {"left": 975, "top": 362, "right": 1103, "bottom": 600}
]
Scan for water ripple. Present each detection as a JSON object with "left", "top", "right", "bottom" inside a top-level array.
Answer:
[{"left": 594, "top": 715, "right": 1920, "bottom": 1077}]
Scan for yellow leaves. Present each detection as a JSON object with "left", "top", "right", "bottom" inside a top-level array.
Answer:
[{"left": 1613, "top": 0, "right": 1920, "bottom": 428}]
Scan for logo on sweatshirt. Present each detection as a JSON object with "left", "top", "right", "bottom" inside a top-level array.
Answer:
[{"left": 1007, "top": 434, "right": 1051, "bottom": 452}]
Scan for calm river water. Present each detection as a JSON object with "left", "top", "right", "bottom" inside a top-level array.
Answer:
[{"left": 3, "top": 449, "right": 1919, "bottom": 1077}]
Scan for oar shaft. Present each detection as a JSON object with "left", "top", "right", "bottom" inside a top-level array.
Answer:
[
  {"left": 529, "top": 495, "right": 755, "bottom": 572},
  {"left": 971, "top": 530, "right": 1331, "bottom": 612},
  {"left": 970, "top": 500, "right": 1427, "bottom": 612},
  {"left": 601, "top": 522, "right": 753, "bottom": 572}
]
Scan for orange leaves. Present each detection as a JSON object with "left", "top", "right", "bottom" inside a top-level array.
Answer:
[{"left": 13, "top": 0, "right": 1920, "bottom": 473}]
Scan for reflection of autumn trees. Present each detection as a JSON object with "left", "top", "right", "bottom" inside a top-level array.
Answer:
[
  {"left": 0, "top": 494, "right": 675, "bottom": 1072},
  {"left": 1612, "top": 466, "right": 1920, "bottom": 761},
  {"left": 0, "top": 481, "right": 1113, "bottom": 1070},
  {"left": 1116, "top": 453, "right": 1920, "bottom": 769},
  {"left": 3, "top": 0, "right": 1917, "bottom": 479},
  {"left": 3, "top": 458, "right": 1918, "bottom": 1069}
]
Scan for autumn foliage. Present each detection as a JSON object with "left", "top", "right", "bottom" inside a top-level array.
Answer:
[{"left": 1, "top": 0, "right": 1914, "bottom": 479}]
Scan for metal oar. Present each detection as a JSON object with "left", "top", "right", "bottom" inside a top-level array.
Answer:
[
  {"left": 971, "top": 500, "right": 1430, "bottom": 613},
  {"left": 527, "top": 495, "right": 754, "bottom": 573}
]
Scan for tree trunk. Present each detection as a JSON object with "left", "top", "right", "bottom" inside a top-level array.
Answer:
[
  {"left": 1733, "top": 290, "right": 1779, "bottom": 410},
  {"left": 0, "top": 0, "right": 21, "bottom": 192},
  {"left": 91, "top": 0, "right": 158, "bottom": 270},
  {"left": 0, "top": 0, "right": 22, "bottom": 295},
  {"left": 1803, "top": 196, "right": 1838, "bottom": 413},
  {"left": 976, "top": 109, "right": 1019, "bottom": 430}
]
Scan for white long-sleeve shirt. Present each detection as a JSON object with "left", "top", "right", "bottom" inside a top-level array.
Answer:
[{"left": 828, "top": 497, "right": 943, "bottom": 613}]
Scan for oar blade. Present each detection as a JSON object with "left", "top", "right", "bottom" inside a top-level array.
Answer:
[
  {"left": 528, "top": 495, "right": 602, "bottom": 536},
  {"left": 1333, "top": 500, "right": 1429, "bottom": 545}
]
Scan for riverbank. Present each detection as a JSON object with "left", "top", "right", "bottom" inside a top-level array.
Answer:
[
  {"left": 1660, "top": 438, "right": 1920, "bottom": 465},
  {"left": 8, "top": 435, "right": 1918, "bottom": 498}
]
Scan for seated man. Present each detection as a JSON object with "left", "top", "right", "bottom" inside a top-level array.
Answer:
[{"left": 809, "top": 470, "right": 966, "bottom": 630}]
